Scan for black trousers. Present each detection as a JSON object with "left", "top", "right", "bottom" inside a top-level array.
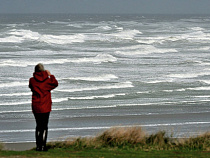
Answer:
[{"left": 33, "top": 112, "right": 50, "bottom": 150}]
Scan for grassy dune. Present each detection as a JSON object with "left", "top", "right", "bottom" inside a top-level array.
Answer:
[
  {"left": 49, "top": 126, "right": 210, "bottom": 151},
  {"left": 0, "top": 127, "right": 209, "bottom": 158}
]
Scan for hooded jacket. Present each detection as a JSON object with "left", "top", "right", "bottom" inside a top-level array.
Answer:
[{"left": 29, "top": 71, "right": 58, "bottom": 113}]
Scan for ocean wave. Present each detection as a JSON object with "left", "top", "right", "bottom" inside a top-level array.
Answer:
[
  {"left": 61, "top": 74, "right": 118, "bottom": 82},
  {"left": 71, "top": 54, "right": 117, "bottom": 63},
  {"left": 68, "top": 93, "right": 126, "bottom": 100},
  {"left": 86, "top": 29, "right": 142, "bottom": 42},
  {"left": 0, "top": 35, "right": 24, "bottom": 43},
  {"left": 0, "top": 101, "right": 31, "bottom": 106},
  {"left": 0, "top": 92, "right": 31, "bottom": 97},
  {"left": 0, "top": 54, "right": 117, "bottom": 67},
  {"left": 40, "top": 34, "right": 85, "bottom": 44},
  {"left": 0, "top": 59, "right": 69, "bottom": 67},
  {"left": 187, "top": 86, "right": 210, "bottom": 91},
  {"left": 140, "top": 122, "right": 210, "bottom": 127},
  {"left": 55, "top": 81, "right": 133, "bottom": 93},
  {"left": 137, "top": 30, "right": 210, "bottom": 44},
  {"left": 110, "top": 29, "right": 142, "bottom": 40},
  {"left": 167, "top": 72, "right": 210, "bottom": 79},
  {"left": 115, "top": 45, "right": 177, "bottom": 55},
  {"left": 200, "top": 80, "right": 210, "bottom": 84},
  {"left": 0, "top": 81, "right": 28, "bottom": 88},
  {"left": 0, "top": 126, "right": 110, "bottom": 134},
  {"left": 164, "top": 86, "right": 210, "bottom": 92},
  {"left": 47, "top": 21, "right": 70, "bottom": 24},
  {"left": 162, "top": 88, "right": 186, "bottom": 92},
  {"left": 51, "top": 93, "right": 126, "bottom": 103},
  {"left": 144, "top": 79, "right": 173, "bottom": 84},
  {"left": 1, "top": 29, "right": 85, "bottom": 44},
  {"left": 94, "top": 25, "right": 112, "bottom": 31},
  {"left": 1, "top": 122, "right": 209, "bottom": 134},
  {"left": 189, "top": 27, "right": 205, "bottom": 31},
  {"left": 0, "top": 110, "right": 31, "bottom": 114}
]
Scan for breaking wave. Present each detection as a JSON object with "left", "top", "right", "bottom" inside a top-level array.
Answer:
[
  {"left": 56, "top": 81, "right": 133, "bottom": 93},
  {"left": 0, "top": 54, "right": 117, "bottom": 67},
  {"left": 61, "top": 74, "right": 118, "bottom": 82}
]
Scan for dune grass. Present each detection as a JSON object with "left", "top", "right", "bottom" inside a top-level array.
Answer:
[
  {"left": 48, "top": 126, "right": 210, "bottom": 151},
  {"left": 0, "top": 126, "right": 209, "bottom": 158}
]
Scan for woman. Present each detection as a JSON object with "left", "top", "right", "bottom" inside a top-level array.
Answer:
[{"left": 29, "top": 63, "right": 58, "bottom": 151}]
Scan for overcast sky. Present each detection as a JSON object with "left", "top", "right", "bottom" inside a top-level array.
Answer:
[{"left": 0, "top": 0, "right": 210, "bottom": 14}]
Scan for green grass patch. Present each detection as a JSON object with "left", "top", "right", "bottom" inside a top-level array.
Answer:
[
  {"left": 0, "top": 126, "right": 209, "bottom": 158},
  {"left": 0, "top": 148, "right": 209, "bottom": 158}
]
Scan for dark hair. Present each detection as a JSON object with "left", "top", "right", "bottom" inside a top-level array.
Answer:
[{"left": 35, "top": 63, "right": 45, "bottom": 72}]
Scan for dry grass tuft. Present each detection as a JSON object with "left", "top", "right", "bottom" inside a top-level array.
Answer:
[
  {"left": 96, "top": 126, "right": 146, "bottom": 147},
  {"left": 47, "top": 127, "right": 210, "bottom": 151}
]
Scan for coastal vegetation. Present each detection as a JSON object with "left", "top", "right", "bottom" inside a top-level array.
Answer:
[{"left": 0, "top": 126, "right": 209, "bottom": 157}]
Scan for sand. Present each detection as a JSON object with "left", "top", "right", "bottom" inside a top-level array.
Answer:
[{"left": 3, "top": 142, "right": 36, "bottom": 151}]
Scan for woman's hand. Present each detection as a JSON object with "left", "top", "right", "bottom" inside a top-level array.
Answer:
[{"left": 46, "top": 70, "right": 52, "bottom": 76}]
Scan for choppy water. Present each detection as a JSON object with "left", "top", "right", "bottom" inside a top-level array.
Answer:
[{"left": 0, "top": 14, "right": 210, "bottom": 142}]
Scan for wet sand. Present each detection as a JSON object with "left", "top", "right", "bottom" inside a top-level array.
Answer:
[{"left": 3, "top": 142, "right": 36, "bottom": 151}]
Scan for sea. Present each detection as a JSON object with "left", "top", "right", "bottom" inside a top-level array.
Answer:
[{"left": 0, "top": 14, "right": 210, "bottom": 143}]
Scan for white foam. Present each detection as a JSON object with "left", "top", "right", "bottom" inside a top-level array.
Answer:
[
  {"left": 48, "top": 21, "right": 70, "bottom": 24},
  {"left": 200, "top": 80, "right": 210, "bottom": 84},
  {"left": 0, "top": 54, "right": 117, "bottom": 67},
  {"left": 190, "top": 27, "right": 205, "bottom": 31},
  {"left": 137, "top": 29, "right": 210, "bottom": 44},
  {"left": 180, "top": 31, "right": 210, "bottom": 42},
  {"left": 69, "top": 93, "right": 126, "bottom": 100},
  {"left": 0, "top": 126, "right": 111, "bottom": 134},
  {"left": 87, "top": 29, "right": 142, "bottom": 42},
  {"left": 115, "top": 45, "right": 177, "bottom": 55},
  {"left": 167, "top": 72, "right": 210, "bottom": 79},
  {"left": 146, "top": 79, "right": 173, "bottom": 84},
  {"left": 52, "top": 103, "right": 159, "bottom": 111},
  {"left": 0, "top": 110, "right": 31, "bottom": 114},
  {"left": 52, "top": 98, "right": 69, "bottom": 103},
  {"left": 8, "top": 29, "right": 40, "bottom": 40},
  {"left": 0, "top": 101, "right": 31, "bottom": 106},
  {"left": 72, "top": 54, "right": 117, "bottom": 63},
  {"left": 140, "top": 122, "right": 210, "bottom": 127},
  {"left": 162, "top": 90, "right": 174, "bottom": 92},
  {"left": 185, "top": 47, "right": 210, "bottom": 51},
  {"left": 187, "top": 86, "right": 210, "bottom": 91},
  {"left": 174, "top": 88, "right": 186, "bottom": 92},
  {"left": 0, "top": 81, "right": 28, "bottom": 88},
  {"left": 111, "top": 29, "right": 142, "bottom": 40},
  {"left": 1, "top": 122, "right": 209, "bottom": 133},
  {"left": 62, "top": 74, "right": 118, "bottom": 82},
  {"left": 161, "top": 88, "right": 186, "bottom": 93},
  {"left": 40, "top": 34, "right": 85, "bottom": 44},
  {"left": 95, "top": 25, "right": 112, "bottom": 31},
  {"left": 0, "top": 35, "right": 23, "bottom": 43},
  {"left": 0, "top": 59, "right": 69, "bottom": 67},
  {"left": 1, "top": 29, "right": 85, "bottom": 44},
  {"left": 0, "top": 92, "right": 31, "bottom": 97},
  {"left": 136, "top": 91, "right": 150, "bottom": 94},
  {"left": 194, "top": 95, "right": 210, "bottom": 98},
  {"left": 56, "top": 81, "right": 133, "bottom": 93}
]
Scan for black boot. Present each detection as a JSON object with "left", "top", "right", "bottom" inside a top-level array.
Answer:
[
  {"left": 35, "top": 129, "right": 42, "bottom": 151},
  {"left": 42, "top": 129, "right": 48, "bottom": 151}
]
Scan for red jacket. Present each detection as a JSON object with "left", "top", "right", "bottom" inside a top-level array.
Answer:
[{"left": 29, "top": 71, "right": 58, "bottom": 113}]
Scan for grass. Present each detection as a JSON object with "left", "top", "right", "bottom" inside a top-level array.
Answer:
[{"left": 0, "top": 126, "right": 209, "bottom": 158}]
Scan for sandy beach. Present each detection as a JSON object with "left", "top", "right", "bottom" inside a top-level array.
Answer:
[
  {"left": 2, "top": 111, "right": 209, "bottom": 151},
  {"left": 3, "top": 142, "right": 36, "bottom": 151}
]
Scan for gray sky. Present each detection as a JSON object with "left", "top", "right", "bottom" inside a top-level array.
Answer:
[{"left": 0, "top": 0, "right": 210, "bottom": 14}]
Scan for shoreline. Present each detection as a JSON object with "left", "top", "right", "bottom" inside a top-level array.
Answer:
[{"left": 3, "top": 142, "right": 36, "bottom": 151}]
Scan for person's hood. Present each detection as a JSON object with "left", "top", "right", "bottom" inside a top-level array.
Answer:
[{"left": 33, "top": 71, "right": 48, "bottom": 82}]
